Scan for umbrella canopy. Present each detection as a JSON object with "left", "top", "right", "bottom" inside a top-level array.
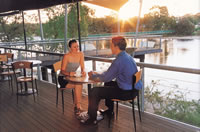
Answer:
[
  {"left": 0, "top": 0, "right": 128, "bottom": 14},
  {"left": 0, "top": 0, "right": 82, "bottom": 14},
  {"left": 85, "top": 0, "right": 128, "bottom": 11}
]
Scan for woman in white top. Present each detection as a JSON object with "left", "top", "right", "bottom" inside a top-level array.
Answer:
[{"left": 58, "top": 39, "right": 86, "bottom": 115}]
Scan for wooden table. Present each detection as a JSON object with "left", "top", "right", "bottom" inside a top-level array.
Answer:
[
  {"left": 65, "top": 75, "right": 100, "bottom": 97},
  {"left": 65, "top": 75, "right": 104, "bottom": 120}
]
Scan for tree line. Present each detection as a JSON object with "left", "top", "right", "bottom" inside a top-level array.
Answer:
[{"left": 0, "top": 4, "right": 200, "bottom": 42}]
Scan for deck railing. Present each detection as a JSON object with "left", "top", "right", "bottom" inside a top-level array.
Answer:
[{"left": 0, "top": 35, "right": 162, "bottom": 54}]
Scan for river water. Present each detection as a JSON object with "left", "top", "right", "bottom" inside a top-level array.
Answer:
[{"left": 144, "top": 38, "right": 200, "bottom": 101}]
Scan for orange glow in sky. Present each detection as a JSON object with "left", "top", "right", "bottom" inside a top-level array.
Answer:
[{"left": 84, "top": 0, "right": 200, "bottom": 20}]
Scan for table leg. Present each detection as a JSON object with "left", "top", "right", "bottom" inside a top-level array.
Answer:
[
  {"left": 87, "top": 84, "right": 91, "bottom": 110},
  {"left": 17, "top": 88, "right": 37, "bottom": 96},
  {"left": 17, "top": 82, "right": 37, "bottom": 96}
]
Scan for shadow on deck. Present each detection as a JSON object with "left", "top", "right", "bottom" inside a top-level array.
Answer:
[{"left": 0, "top": 80, "right": 199, "bottom": 132}]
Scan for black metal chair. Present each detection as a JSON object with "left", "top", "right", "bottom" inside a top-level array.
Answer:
[
  {"left": 0, "top": 54, "right": 18, "bottom": 92},
  {"left": 12, "top": 61, "right": 38, "bottom": 103},
  {"left": 109, "top": 70, "right": 142, "bottom": 131},
  {"left": 53, "top": 61, "right": 74, "bottom": 113}
]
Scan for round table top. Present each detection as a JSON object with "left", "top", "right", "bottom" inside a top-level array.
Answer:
[{"left": 65, "top": 75, "right": 100, "bottom": 84}]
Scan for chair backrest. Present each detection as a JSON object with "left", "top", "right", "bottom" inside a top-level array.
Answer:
[
  {"left": 2, "top": 53, "right": 14, "bottom": 61},
  {"left": 132, "top": 69, "right": 142, "bottom": 91},
  {"left": 12, "top": 61, "right": 33, "bottom": 77},
  {"left": 12, "top": 61, "right": 33, "bottom": 69},
  {"left": 53, "top": 61, "right": 62, "bottom": 88},
  {"left": 0, "top": 54, "right": 8, "bottom": 63},
  {"left": 53, "top": 61, "right": 61, "bottom": 73},
  {"left": 135, "top": 70, "right": 142, "bottom": 84}
]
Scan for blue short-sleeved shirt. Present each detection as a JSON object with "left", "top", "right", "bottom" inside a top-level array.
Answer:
[{"left": 92, "top": 51, "right": 138, "bottom": 90}]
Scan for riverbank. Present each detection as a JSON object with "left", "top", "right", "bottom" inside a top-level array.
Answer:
[{"left": 163, "top": 35, "right": 200, "bottom": 40}]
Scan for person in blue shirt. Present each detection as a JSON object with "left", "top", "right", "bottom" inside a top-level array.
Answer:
[{"left": 81, "top": 36, "right": 141, "bottom": 125}]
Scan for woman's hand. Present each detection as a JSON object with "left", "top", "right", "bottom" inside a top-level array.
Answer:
[
  {"left": 81, "top": 71, "right": 86, "bottom": 77},
  {"left": 69, "top": 72, "right": 76, "bottom": 77}
]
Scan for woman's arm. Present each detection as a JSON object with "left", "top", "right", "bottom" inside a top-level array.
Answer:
[
  {"left": 61, "top": 54, "right": 70, "bottom": 76},
  {"left": 80, "top": 52, "right": 85, "bottom": 72},
  {"left": 80, "top": 52, "right": 86, "bottom": 76}
]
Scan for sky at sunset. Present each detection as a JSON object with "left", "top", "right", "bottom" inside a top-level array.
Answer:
[
  {"left": 84, "top": 0, "right": 200, "bottom": 20},
  {"left": 24, "top": 0, "right": 200, "bottom": 23}
]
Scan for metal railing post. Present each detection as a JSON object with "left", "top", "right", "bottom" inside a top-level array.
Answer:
[
  {"left": 36, "top": 53, "right": 41, "bottom": 80},
  {"left": 18, "top": 51, "right": 22, "bottom": 60},
  {"left": 160, "top": 37, "right": 162, "bottom": 49},
  {"left": 141, "top": 66, "right": 145, "bottom": 112},
  {"left": 96, "top": 40, "right": 99, "bottom": 56},
  {"left": 92, "top": 60, "right": 96, "bottom": 71}
]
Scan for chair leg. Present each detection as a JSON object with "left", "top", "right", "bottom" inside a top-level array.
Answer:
[
  {"left": 72, "top": 89, "right": 74, "bottom": 103},
  {"left": 16, "top": 83, "right": 19, "bottom": 104},
  {"left": 137, "top": 95, "right": 142, "bottom": 122},
  {"left": 32, "top": 82, "right": 36, "bottom": 102},
  {"left": 132, "top": 99, "right": 136, "bottom": 132},
  {"left": 20, "top": 83, "right": 23, "bottom": 93},
  {"left": 61, "top": 90, "right": 64, "bottom": 114},
  {"left": 108, "top": 113, "right": 111, "bottom": 128},
  {"left": 35, "top": 79, "right": 38, "bottom": 95},
  {"left": 116, "top": 101, "right": 119, "bottom": 120},
  {"left": 10, "top": 75, "right": 13, "bottom": 93},
  {"left": 108, "top": 101, "right": 118, "bottom": 128},
  {"left": 56, "top": 87, "right": 58, "bottom": 107},
  {"left": 8, "top": 75, "right": 11, "bottom": 89}
]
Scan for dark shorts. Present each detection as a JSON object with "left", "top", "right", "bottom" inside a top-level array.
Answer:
[{"left": 58, "top": 76, "right": 69, "bottom": 88}]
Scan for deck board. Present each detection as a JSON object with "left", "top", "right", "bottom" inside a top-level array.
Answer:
[{"left": 0, "top": 80, "right": 199, "bottom": 132}]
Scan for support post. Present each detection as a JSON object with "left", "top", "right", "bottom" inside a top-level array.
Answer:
[
  {"left": 134, "top": 0, "right": 143, "bottom": 47},
  {"left": 64, "top": 4, "right": 68, "bottom": 53},
  {"left": 76, "top": 2, "right": 82, "bottom": 51},
  {"left": 139, "top": 55, "right": 145, "bottom": 112},
  {"left": 38, "top": 10, "right": 45, "bottom": 51},
  {"left": 117, "top": 13, "right": 120, "bottom": 35}
]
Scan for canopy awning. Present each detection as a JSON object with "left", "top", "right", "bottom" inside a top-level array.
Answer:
[
  {"left": 0, "top": 0, "right": 128, "bottom": 14},
  {"left": 84, "top": 0, "right": 128, "bottom": 11},
  {"left": 0, "top": 0, "right": 82, "bottom": 14}
]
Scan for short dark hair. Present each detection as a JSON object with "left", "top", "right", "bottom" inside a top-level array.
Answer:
[
  {"left": 68, "top": 39, "right": 77, "bottom": 48},
  {"left": 112, "top": 36, "right": 127, "bottom": 50}
]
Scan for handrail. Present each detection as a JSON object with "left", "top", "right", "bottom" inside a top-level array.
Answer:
[
  {"left": 136, "top": 62, "right": 200, "bottom": 75},
  {"left": 0, "top": 35, "right": 162, "bottom": 46},
  {"left": 0, "top": 46, "right": 64, "bottom": 56},
  {"left": 85, "top": 56, "right": 200, "bottom": 75}
]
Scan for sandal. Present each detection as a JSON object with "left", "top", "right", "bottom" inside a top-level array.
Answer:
[{"left": 74, "top": 107, "right": 83, "bottom": 115}]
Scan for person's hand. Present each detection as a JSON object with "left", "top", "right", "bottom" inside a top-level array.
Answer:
[
  {"left": 88, "top": 71, "right": 93, "bottom": 78},
  {"left": 81, "top": 71, "right": 86, "bottom": 77},
  {"left": 69, "top": 72, "right": 76, "bottom": 77}
]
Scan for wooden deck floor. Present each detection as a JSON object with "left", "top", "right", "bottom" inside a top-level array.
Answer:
[{"left": 0, "top": 80, "right": 199, "bottom": 132}]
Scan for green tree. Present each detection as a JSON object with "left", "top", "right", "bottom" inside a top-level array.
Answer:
[
  {"left": 0, "top": 12, "right": 39, "bottom": 42},
  {"left": 175, "top": 17, "right": 195, "bottom": 35},
  {"left": 142, "top": 5, "right": 176, "bottom": 31},
  {"left": 67, "top": 3, "right": 90, "bottom": 38},
  {"left": 42, "top": 3, "right": 91, "bottom": 39},
  {"left": 0, "top": 14, "right": 23, "bottom": 42},
  {"left": 88, "top": 16, "right": 118, "bottom": 34}
]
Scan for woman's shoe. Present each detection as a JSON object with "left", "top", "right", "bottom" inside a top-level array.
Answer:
[{"left": 74, "top": 107, "right": 84, "bottom": 115}]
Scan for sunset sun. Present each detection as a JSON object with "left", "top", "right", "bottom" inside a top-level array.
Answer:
[{"left": 118, "top": 0, "right": 139, "bottom": 21}]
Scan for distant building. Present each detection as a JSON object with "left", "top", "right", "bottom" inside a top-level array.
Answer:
[{"left": 195, "top": 22, "right": 200, "bottom": 28}]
